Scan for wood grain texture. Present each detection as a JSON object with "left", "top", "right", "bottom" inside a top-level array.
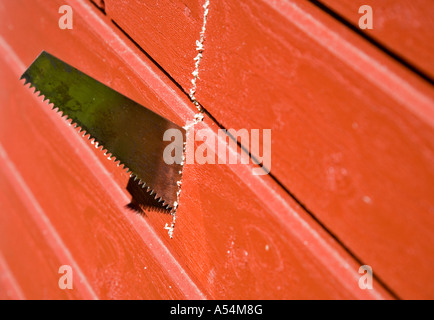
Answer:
[
  {"left": 194, "top": 0, "right": 434, "bottom": 298},
  {"left": 0, "top": 148, "right": 89, "bottom": 300},
  {"left": 0, "top": 0, "right": 200, "bottom": 299},
  {"left": 104, "top": 0, "right": 204, "bottom": 91},
  {"left": 0, "top": 252, "right": 25, "bottom": 299},
  {"left": 0, "top": 54, "right": 188, "bottom": 300},
  {"left": 0, "top": 0, "right": 393, "bottom": 299},
  {"left": 319, "top": 0, "right": 434, "bottom": 80}
]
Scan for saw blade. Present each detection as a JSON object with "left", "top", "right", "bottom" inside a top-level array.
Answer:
[{"left": 21, "top": 51, "right": 185, "bottom": 209}]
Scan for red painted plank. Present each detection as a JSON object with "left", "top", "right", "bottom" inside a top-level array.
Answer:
[
  {"left": 0, "top": 51, "right": 193, "bottom": 299},
  {"left": 0, "top": 0, "right": 204, "bottom": 299},
  {"left": 104, "top": 0, "right": 204, "bottom": 91},
  {"left": 319, "top": 0, "right": 434, "bottom": 80},
  {"left": 157, "top": 122, "right": 393, "bottom": 299},
  {"left": 0, "top": 0, "right": 394, "bottom": 299},
  {"left": 193, "top": 0, "right": 434, "bottom": 298},
  {"left": 68, "top": 0, "right": 392, "bottom": 299},
  {"left": 0, "top": 156, "right": 85, "bottom": 300},
  {"left": 0, "top": 252, "right": 25, "bottom": 300}
]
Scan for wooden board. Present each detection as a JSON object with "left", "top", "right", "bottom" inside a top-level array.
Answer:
[
  {"left": 98, "top": 2, "right": 434, "bottom": 299},
  {"left": 0, "top": 0, "right": 393, "bottom": 299},
  {"left": 318, "top": 0, "right": 434, "bottom": 80},
  {"left": 104, "top": 0, "right": 204, "bottom": 91},
  {"left": 0, "top": 153, "right": 87, "bottom": 300},
  {"left": 194, "top": 0, "right": 434, "bottom": 299},
  {"left": 0, "top": 57, "right": 190, "bottom": 300}
]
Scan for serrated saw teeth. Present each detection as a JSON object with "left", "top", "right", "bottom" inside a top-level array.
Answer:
[
  {"left": 39, "top": 94, "right": 169, "bottom": 206},
  {"left": 64, "top": 112, "right": 169, "bottom": 208},
  {"left": 21, "top": 51, "right": 186, "bottom": 209}
]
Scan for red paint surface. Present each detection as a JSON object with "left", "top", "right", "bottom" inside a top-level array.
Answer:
[
  {"left": 320, "top": 0, "right": 434, "bottom": 79},
  {"left": 1, "top": 0, "right": 432, "bottom": 300},
  {"left": 103, "top": 0, "right": 434, "bottom": 298},
  {"left": 104, "top": 0, "right": 204, "bottom": 91},
  {"left": 195, "top": 0, "right": 434, "bottom": 299},
  {"left": 0, "top": 0, "right": 391, "bottom": 299}
]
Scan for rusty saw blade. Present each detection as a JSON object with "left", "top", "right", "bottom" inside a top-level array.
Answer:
[{"left": 21, "top": 51, "right": 185, "bottom": 210}]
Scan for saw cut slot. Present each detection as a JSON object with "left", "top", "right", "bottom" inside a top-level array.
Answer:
[{"left": 126, "top": 176, "right": 173, "bottom": 215}]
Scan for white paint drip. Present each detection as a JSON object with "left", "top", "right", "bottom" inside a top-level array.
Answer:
[{"left": 166, "top": 0, "right": 210, "bottom": 238}]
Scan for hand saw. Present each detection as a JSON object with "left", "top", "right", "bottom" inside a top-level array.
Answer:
[{"left": 21, "top": 51, "right": 185, "bottom": 211}]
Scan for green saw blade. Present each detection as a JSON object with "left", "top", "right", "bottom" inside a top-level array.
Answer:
[{"left": 21, "top": 51, "right": 185, "bottom": 209}]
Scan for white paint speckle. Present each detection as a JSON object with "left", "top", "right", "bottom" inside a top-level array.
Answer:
[
  {"left": 188, "top": 0, "right": 210, "bottom": 112},
  {"left": 166, "top": 0, "right": 210, "bottom": 239},
  {"left": 363, "top": 196, "right": 372, "bottom": 204}
]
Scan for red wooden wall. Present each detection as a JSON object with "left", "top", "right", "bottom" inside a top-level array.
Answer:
[{"left": 0, "top": 0, "right": 433, "bottom": 299}]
